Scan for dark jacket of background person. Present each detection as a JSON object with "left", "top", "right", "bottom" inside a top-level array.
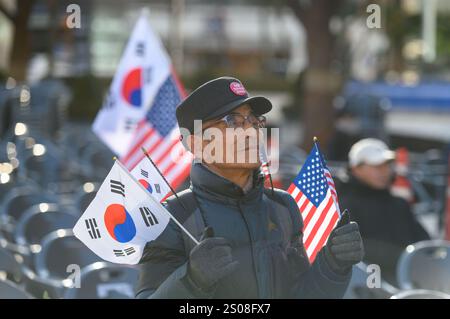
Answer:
[
  {"left": 135, "top": 163, "right": 351, "bottom": 299},
  {"left": 336, "top": 174, "right": 430, "bottom": 285}
]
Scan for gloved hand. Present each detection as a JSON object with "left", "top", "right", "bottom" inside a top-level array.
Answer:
[
  {"left": 187, "top": 226, "right": 239, "bottom": 290},
  {"left": 324, "top": 210, "right": 364, "bottom": 274}
]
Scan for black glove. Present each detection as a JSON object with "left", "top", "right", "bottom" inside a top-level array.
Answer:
[
  {"left": 187, "top": 226, "right": 239, "bottom": 290},
  {"left": 324, "top": 210, "right": 364, "bottom": 274}
]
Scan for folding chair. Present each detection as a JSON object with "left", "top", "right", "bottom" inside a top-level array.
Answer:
[
  {"left": 63, "top": 262, "right": 139, "bottom": 299},
  {"left": 0, "top": 279, "right": 33, "bottom": 299},
  {"left": 34, "top": 229, "right": 100, "bottom": 281},
  {"left": 14, "top": 203, "right": 78, "bottom": 246},
  {"left": 391, "top": 289, "right": 450, "bottom": 299},
  {"left": 397, "top": 240, "right": 450, "bottom": 294}
]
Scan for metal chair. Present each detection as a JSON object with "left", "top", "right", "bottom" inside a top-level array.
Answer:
[
  {"left": 391, "top": 289, "right": 450, "bottom": 299},
  {"left": 14, "top": 203, "right": 78, "bottom": 246},
  {"left": 0, "top": 186, "right": 58, "bottom": 223},
  {"left": 81, "top": 149, "right": 114, "bottom": 181},
  {"left": 63, "top": 262, "right": 139, "bottom": 299},
  {"left": 0, "top": 242, "right": 63, "bottom": 298},
  {"left": 34, "top": 229, "right": 100, "bottom": 281},
  {"left": 0, "top": 279, "right": 33, "bottom": 299},
  {"left": 73, "top": 182, "right": 99, "bottom": 215},
  {"left": 397, "top": 240, "right": 450, "bottom": 294},
  {"left": 343, "top": 262, "right": 399, "bottom": 299},
  {"left": 0, "top": 248, "right": 23, "bottom": 283}
]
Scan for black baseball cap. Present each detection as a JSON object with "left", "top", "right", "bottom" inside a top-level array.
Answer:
[{"left": 176, "top": 76, "right": 272, "bottom": 135}]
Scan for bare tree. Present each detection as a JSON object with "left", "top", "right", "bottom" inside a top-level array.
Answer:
[
  {"left": 286, "top": 0, "right": 344, "bottom": 151},
  {"left": 1, "top": 0, "right": 35, "bottom": 81}
]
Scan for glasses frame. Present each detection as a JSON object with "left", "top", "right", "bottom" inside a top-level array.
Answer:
[{"left": 203, "top": 112, "right": 267, "bottom": 131}]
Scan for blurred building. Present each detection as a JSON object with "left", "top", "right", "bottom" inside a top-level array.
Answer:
[{"left": 0, "top": 0, "right": 306, "bottom": 80}]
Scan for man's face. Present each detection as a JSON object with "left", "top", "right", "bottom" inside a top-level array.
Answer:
[
  {"left": 351, "top": 161, "right": 394, "bottom": 190},
  {"left": 189, "top": 104, "right": 263, "bottom": 170}
]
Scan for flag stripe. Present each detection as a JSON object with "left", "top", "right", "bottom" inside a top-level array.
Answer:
[
  {"left": 122, "top": 128, "right": 155, "bottom": 164},
  {"left": 305, "top": 201, "right": 336, "bottom": 255},
  {"left": 302, "top": 203, "right": 316, "bottom": 229},
  {"left": 304, "top": 195, "right": 334, "bottom": 247},
  {"left": 154, "top": 140, "right": 181, "bottom": 169},
  {"left": 308, "top": 211, "right": 339, "bottom": 262},
  {"left": 123, "top": 132, "right": 160, "bottom": 168},
  {"left": 301, "top": 202, "right": 316, "bottom": 225},
  {"left": 297, "top": 197, "right": 308, "bottom": 216},
  {"left": 299, "top": 197, "right": 310, "bottom": 214},
  {"left": 125, "top": 133, "right": 163, "bottom": 169},
  {"left": 287, "top": 184, "right": 296, "bottom": 193}
]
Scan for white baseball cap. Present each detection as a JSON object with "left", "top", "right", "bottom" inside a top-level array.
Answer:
[{"left": 349, "top": 138, "right": 395, "bottom": 167}]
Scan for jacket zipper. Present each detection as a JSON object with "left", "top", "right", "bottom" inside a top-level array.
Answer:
[{"left": 237, "top": 201, "right": 261, "bottom": 298}]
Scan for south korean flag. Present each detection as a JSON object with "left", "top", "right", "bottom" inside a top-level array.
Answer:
[
  {"left": 73, "top": 160, "right": 170, "bottom": 264},
  {"left": 130, "top": 156, "right": 171, "bottom": 203}
]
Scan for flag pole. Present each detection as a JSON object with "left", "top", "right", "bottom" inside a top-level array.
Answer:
[
  {"left": 263, "top": 145, "right": 275, "bottom": 196},
  {"left": 259, "top": 129, "right": 275, "bottom": 196},
  {"left": 114, "top": 157, "right": 200, "bottom": 246},
  {"left": 266, "top": 164, "right": 275, "bottom": 196}
]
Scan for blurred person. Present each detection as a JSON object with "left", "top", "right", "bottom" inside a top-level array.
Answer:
[
  {"left": 136, "top": 77, "right": 364, "bottom": 299},
  {"left": 336, "top": 138, "right": 430, "bottom": 285}
]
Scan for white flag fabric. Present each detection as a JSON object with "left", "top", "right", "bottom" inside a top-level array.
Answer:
[
  {"left": 130, "top": 156, "right": 172, "bottom": 203},
  {"left": 73, "top": 160, "right": 170, "bottom": 264},
  {"left": 92, "top": 9, "right": 171, "bottom": 156}
]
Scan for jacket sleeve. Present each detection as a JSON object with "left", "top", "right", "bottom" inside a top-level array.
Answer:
[
  {"left": 135, "top": 216, "right": 215, "bottom": 299},
  {"left": 292, "top": 247, "right": 352, "bottom": 299},
  {"left": 277, "top": 190, "right": 352, "bottom": 299}
]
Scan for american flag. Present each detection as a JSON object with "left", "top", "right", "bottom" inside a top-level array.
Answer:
[
  {"left": 287, "top": 141, "right": 341, "bottom": 263},
  {"left": 120, "top": 71, "right": 192, "bottom": 190}
]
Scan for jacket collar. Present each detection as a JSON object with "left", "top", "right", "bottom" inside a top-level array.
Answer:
[
  {"left": 348, "top": 174, "right": 391, "bottom": 197},
  {"left": 189, "top": 162, "right": 265, "bottom": 204}
]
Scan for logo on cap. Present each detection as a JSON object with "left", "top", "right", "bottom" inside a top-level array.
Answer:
[{"left": 230, "top": 82, "right": 247, "bottom": 96}]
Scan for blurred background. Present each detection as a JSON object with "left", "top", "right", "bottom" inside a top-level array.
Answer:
[{"left": 0, "top": 0, "right": 450, "bottom": 299}]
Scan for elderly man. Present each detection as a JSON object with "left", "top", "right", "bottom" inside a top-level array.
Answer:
[
  {"left": 337, "top": 138, "right": 429, "bottom": 285},
  {"left": 135, "top": 77, "right": 364, "bottom": 299}
]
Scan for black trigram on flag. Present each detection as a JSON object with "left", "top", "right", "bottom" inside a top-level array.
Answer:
[
  {"left": 136, "top": 42, "right": 145, "bottom": 56},
  {"left": 154, "top": 184, "right": 161, "bottom": 194},
  {"left": 85, "top": 218, "right": 101, "bottom": 239},
  {"left": 113, "top": 247, "right": 136, "bottom": 257},
  {"left": 140, "top": 207, "right": 159, "bottom": 227},
  {"left": 124, "top": 118, "right": 138, "bottom": 132},
  {"left": 140, "top": 169, "right": 148, "bottom": 178},
  {"left": 110, "top": 179, "right": 125, "bottom": 197},
  {"left": 104, "top": 90, "right": 116, "bottom": 110}
]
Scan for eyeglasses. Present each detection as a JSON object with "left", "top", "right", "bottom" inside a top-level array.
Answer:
[{"left": 205, "top": 113, "right": 266, "bottom": 130}]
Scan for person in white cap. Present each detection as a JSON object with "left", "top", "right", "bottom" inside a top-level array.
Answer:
[
  {"left": 336, "top": 138, "right": 429, "bottom": 286},
  {"left": 348, "top": 138, "right": 396, "bottom": 190}
]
